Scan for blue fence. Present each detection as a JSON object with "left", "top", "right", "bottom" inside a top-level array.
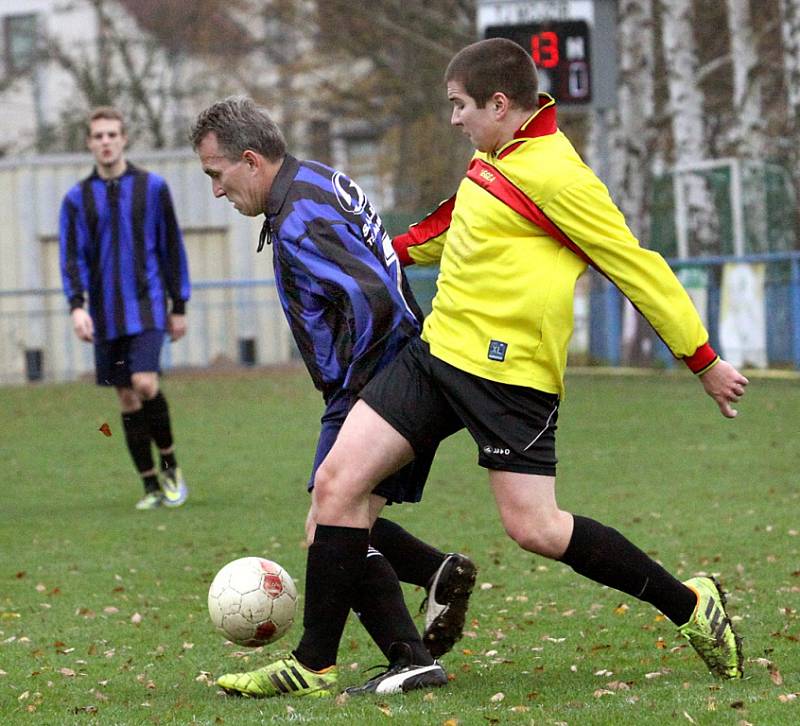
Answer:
[
  {"left": 587, "top": 252, "right": 800, "bottom": 369},
  {"left": 1, "top": 254, "right": 799, "bottom": 386}
]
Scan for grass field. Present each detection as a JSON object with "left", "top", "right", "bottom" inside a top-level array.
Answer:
[{"left": 1, "top": 366, "right": 799, "bottom": 725}]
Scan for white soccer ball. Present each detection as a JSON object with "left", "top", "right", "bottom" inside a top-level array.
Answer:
[{"left": 207, "top": 557, "right": 298, "bottom": 647}]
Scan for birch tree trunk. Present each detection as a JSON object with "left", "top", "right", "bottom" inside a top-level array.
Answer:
[
  {"left": 727, "top": 0, "right": 767, "bottom": 156},
  {"left": 728, "top": 0, "right": 769, "bottom": 252},
  {"left": 780, "top": 0, "right": 800, "bottom": 125},
  {"left": 659, "top": 0, "right": 719, "bottom": 256},
  {"left": 614, "top": 0, "right": 657, "bottom": 363}
]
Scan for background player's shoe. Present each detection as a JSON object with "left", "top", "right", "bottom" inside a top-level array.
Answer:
[
  {"left": 217, "top": 655, "right": 337, "bottom": 698},
  {"left": 344, "top": 642, "right": 448, "bottom": 695},
  {"left": 422, "top": 553, "right": 477, "bottom": 658},
  {"left": 679, "top": 576, "right": 743, "bottom": 679},
  {"left": 160, "top": 466, "right": 188, "bottom": 507},
  {"left": 135, "top": 491, "right": 163, "bottom": 510}
]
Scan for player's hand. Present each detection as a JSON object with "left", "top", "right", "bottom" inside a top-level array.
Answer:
[
  {"left": 168, "top": 313, "right": 187, "bottom": 341},
  {"left": 70, "top": 308, "right": 94, "bottom": 342},
  {"left": 699, "top": 359, "right": 748, "bottom": 418}
]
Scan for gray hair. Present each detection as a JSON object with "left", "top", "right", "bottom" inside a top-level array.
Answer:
[{"left": 190, "top": 96, "right": 286, "bottom": 162}]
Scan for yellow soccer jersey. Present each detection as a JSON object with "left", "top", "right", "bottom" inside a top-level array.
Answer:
[{"left": 393, "top": 95, "right": 717, "bottom": 396}]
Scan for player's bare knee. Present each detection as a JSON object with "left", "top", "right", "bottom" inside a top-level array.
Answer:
[
  {"left": 505, "top": 514, "right": 570, "bottom": 559},
  {"left": 131, "top": 374, "right": 158, "bottom": 401}
]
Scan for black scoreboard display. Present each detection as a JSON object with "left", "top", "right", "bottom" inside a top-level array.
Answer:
[{"left": 485, "top": 20, "right": 592, "bottom": 104}]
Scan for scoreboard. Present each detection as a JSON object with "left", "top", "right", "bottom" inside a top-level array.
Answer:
[{"left": 485, "top": 20, "right": 592, "bottom": 105}]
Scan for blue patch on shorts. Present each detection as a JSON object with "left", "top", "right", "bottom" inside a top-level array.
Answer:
[{"left": 487, "top": 339, "right": 508, "bottom": 362}]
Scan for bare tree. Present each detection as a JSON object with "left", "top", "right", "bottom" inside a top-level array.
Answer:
[
  {"left": 658, "top": 0, "right": 719, "bottom": 256},
  {"left": 780, "top": 0, "right": 800, "bottom": 124},
  {"left": 42, "top": 0, "right": 248, "bottom": 150},
  {"left": 310, "top": 0, "right": 477, "bottom": 212},
  {"left": 612, "top": 0, "right": 658, "bottom": 364}
]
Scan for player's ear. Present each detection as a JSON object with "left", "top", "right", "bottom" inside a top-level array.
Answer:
[
  {"left": 242, "top": 149, "right": 260, "bottom": 170},
  {"left": 491, "top": 92, "right": 510, "bottom": 119}
]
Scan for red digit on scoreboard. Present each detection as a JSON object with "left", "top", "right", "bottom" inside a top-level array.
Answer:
[{"left": 530, "top": 30, "right": 559, "bottom": 69}]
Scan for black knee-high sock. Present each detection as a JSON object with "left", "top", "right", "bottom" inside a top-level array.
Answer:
[
  {"left": 352, "top": 548, "right": 433, "bottom": 664},
  {"left": 121, "top": 408, "right": 156, "bottom": 491},
  {"left": 294, "top": 524, "right": 369, "bottom": 670},
  {"left": 141, "top": 392, "right": 175, "bottom": 464},
  {"left": 370, "top": 517, "right": 446, "bottom": 588},
  {"left": 560, "top": 515, "right": 697, "bottom": 625}
]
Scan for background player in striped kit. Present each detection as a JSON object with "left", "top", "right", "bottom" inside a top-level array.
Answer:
[{"left": 60, "top": 107, "right": 191, "bottom": 510}]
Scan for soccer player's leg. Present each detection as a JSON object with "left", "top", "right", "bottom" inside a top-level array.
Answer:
[
  {"left": 370, "top": 517, "right": 477, "bottom": 658},
  {"left": 217, "top": 401, "right": 416, "bottom": 698},
  {"left": 130, "top": 331, "right": 188, "bottom": 507},
  {"left": 348, "top": 547, "right": 447, "bottom": 695}
]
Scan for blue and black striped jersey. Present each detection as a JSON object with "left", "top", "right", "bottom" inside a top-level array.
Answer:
[
  {"left": 265, "top": 155, "right": 423, "bottom": 400},
  {"left": 59, "top": 163, "right": 191, "bottom": 342}
]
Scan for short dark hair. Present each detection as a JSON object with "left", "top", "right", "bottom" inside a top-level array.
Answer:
[
  {"left": 87, "top": 106, "right": 126, "bottom": 136},
  {"left": 190, "top": 96, "right": 286, "bottom": 162},
  {"left": 445, "top": 38, "right": 538, "bottom": 110}
]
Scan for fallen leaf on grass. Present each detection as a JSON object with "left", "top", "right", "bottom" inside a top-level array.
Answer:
[
  {"left": 376, "top": 703, "right": 393, "bottom": 716},
  {"left": 509, "top": 705, "right": 529, "bottom": 713},
  {"left": 131, "top": 612, "right": 143, "bottom": 625},
  {"left": 490, "top": 692, "right": 505, "bottom": 702},
  {"left": 98, "top": 423, "right": 112, "bottom": 437},
  {"left": 770, "top": 667, "right": 784, "bottom": 686},
  {"left": 59, "top": 668, "right": 76, "bottom": 677},
  {"left": 778, "top": 693, "right": 799, "bottom": 702},
  {"left": 593, "top": 689, "right": 614, "bottom": 698},
  {"left": 442, "top": 720, "right": 460, "bottom": 726},
  {"left": 614, "top": 603, "right": 629, "bottom": 615},
  {"left": 683, "top": 711, "right": 696, "bottom": 723},
  {"left": 606, "top": 681, "right": 631, "bottom": 691}
]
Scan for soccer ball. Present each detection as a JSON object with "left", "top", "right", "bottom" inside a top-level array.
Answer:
[{"left": 207, "top": 557, "right": 298, "bottom": 647}]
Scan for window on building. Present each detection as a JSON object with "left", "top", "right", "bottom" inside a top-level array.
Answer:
[
  {"left": 4, "top": 13, "right": 38, "bottom": 75},
  {"left": 345, "top": 136, "right": 383, "bottom": 207}
]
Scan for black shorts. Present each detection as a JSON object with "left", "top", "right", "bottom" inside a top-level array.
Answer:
[
  {"left": 94, "top": 329, "right": 165, "bottom": 387},
  {"left": 308, "top": 390, "right": 435, "bottom": 505},
  {"left": 359, "top": 338, "right": 559, "bottom": 476}
]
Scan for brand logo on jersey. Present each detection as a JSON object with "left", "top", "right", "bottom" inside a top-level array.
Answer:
[
  {"left": 332, "top": 172, "right": 367, "bottom": 215},
  {"left": 487, "top": 339, "right": 508, "bottom": 362},
  {"left": 483, "top": 445, "right": 511, "bottom": 456},
  {"left": 479, "top": 169, "right": 496, "bottom": 183}
]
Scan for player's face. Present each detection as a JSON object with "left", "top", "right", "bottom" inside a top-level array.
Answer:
[
  {"left": 447, "top": 81, "right": 501, "bottom": 153},
  {"left": 87, "top": 119, "right": 127, "bottom": 171},
  {"left": 198, "top": 133, "right": 263, "bottom": 216}
]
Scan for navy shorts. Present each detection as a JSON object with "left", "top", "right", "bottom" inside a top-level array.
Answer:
[
  {"left": 94, "top": 329, "right": 166, "bottom": 387},
  {"left": 359, "top": 338, "right": 559, "bottom": 476},
  {"left": 308, "top": 390, "right": 435, "bottom": 505}
]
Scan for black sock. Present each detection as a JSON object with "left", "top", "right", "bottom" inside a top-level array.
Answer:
[
  {"left": 352, "top": 548, "right": 433, "bottom": 664},
  {"left": 121, "top": 408, "right": 155, "bottom": 478},
  {"left": 560, "top": 515, "right": 697, "bottom": 625},
  {"left": 294, "top": 524, "right": 369, "bottom": 670},
  {"left": 143, "top": 474, "right": 160, "bottom": 494},
  {"left": 142, "top": 391, "right": 174, "bottom": 454},
  {"left": 160, "top": 451, "right": 177, "bottom": 471},
  {"left": 370, "top": 517, "right": 446, "bottom": 588}
]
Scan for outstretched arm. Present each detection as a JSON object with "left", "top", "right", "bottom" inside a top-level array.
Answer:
[{"left": 698, "top": 359, "right": 749, "bottom": 418}]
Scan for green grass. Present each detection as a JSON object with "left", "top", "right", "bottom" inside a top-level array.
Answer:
[{"left": 1, "top": 367, "right": 799, "bottom": 725}]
